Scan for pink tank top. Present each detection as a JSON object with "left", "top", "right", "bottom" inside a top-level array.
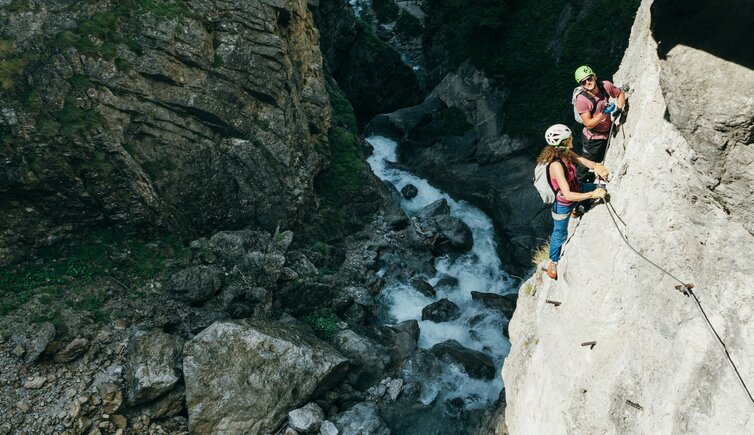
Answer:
[{"left": 550, "top": 160, "right": 580, "bottom": 206}]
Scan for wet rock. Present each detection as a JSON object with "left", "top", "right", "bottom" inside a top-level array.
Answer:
[
  {"left": 421, "top": 299, "right": 461, "bottom": 322},
  {"left": 183, "top": 320, "right": 347, "bottom": 434},
  {"left": 26, "top": 322, "right": 56, "bottom": 364},
  {"left": 435, "top": 274, "right": 459, "bottom": 290},
  {"left": 278, "top": 281, "right": 335, "bottom": 316},
  {"left": 334, "top": 403, "right": 390, "bottom": 435},
  {"left": 288, "top": 402, "right": 325, "bottom": 433},
  {"left": 401, "top": 184, "right": 418, "bottom": 199},
  {"left": 54, "top": 338, "right": 90, "bottom": 364},
  {"left": 386, "top": 378, "right": 403, "bottom": 401},
  {"left": 430, "top": 340, "right": 495, "bottom": 380},
  {"left": 368, "top": 321, "right": 419, "bottom": 372},
  {"left": 417, "top": 198, "right": 450, "bottom": 219},
  {"left": 429, "top": 215, "right": 474, "bottom": 252},
  {"left": 471, "top": 291, "right": 518, "bottom": 319},
  {"left": 168, "top": 265, "right": 222, "bottom": 305},
  {"left": 126, "top": 330, "right": 184, "bottom": 405},
  {"left": 410, "top": 278, "right": 436, "bottom": 298}
]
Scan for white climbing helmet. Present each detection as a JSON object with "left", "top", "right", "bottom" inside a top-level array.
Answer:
[{"left": 544, "top": 124, "right": 572, "bottom": 147}]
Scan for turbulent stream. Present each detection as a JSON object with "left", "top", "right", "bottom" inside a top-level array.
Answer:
[{"left": 366, "top": 136, "right": 517, "bottom": 434}]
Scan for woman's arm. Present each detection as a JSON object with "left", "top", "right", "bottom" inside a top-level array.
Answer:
[{"left": 549, "top": 162, "right": 599, "bottom": 202}]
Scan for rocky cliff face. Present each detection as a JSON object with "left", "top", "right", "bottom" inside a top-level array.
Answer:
[
  {"left": 0, "top": 0, "right": 329, "bottom": 264},
  {"left": 503, "top": 0, "right": 754, "bottom": 433}
]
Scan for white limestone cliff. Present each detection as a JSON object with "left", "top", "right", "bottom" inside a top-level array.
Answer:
[{"left": 502, "top": 0, "right": 754, "bottom": 433}]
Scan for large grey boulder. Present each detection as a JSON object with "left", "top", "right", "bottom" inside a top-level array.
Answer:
[
  {"left": 417, "top": 198, "right": 450, "bottom": 220},
  {"left": 168, "top": 265, "right": 222, "bottom": 305},
  {"left": 183, "top": 320, "right": 348, "bottom": 434},
  {"left": 126, "top": 330, "right": 185, "bottom": 405},
  {"left": 334, "top": 403, "right": 391, "bottom": 435},
  {"left": 208, "top": 230, "right": 273, "bottom": 267},
  {"left": 427, "top": 215, "right": 474, "bottom": 252},
  {"left": 332, "top": 329, "right": 391, "bottom": 388}
]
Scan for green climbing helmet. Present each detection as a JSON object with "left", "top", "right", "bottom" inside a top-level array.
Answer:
[{"left": 574, "top": 65, "right": 595, "bottom": 83}]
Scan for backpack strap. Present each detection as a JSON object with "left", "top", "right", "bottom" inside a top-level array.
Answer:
[
  {"left": 546, "top": 160, "right": 565, "bottom": 197},
  {"left": 579, "top": 80, "right": 610, "bottom": 134}
]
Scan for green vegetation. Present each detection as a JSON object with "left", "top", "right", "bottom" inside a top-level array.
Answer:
[
  {"left": 303, "top": 308, "right": 340, "bottom": 341},
  {"left": 327, "top": 79, "right": 358, "bottom": 132},
  {"left": 0, "top": 39, "right": 31, "bottom": 90},
  {"left": 0, "top": 229, "right": 189, "bottom": 317},
  {"left": 423, "top": 0, "right": 640, "bottom": 142},
  {"left": 372, "top": 0, "right": 400, "bottom": 23},
  {"left": 58, "top": 96, "right": 106, "bottom": 138},
  {"left": 395, "top": 11, "right": 423, "bottom": 41}
]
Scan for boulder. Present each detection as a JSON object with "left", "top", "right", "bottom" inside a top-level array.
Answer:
[
  {"left": 421, "top": 299, "right": 461, "bottom": 323},
  {"left": 236, "top": 251, "right": 287, "bottom": 288},
  {"left": 332, "top": 329, "right": 391, "bottom": 388},
  {"left": 435, "top": 274, "right": 459, "bottom": 291},
  {"left": 428, "top": 215, "right": 473, "bottom": 252},
  {"left": 430, "top": 340, "right": 495, "bottom": 380},
  {"left": 24, "top": 322, "right": 56, "bottom": 364},
  {"left": 401, "top": 184, "right": 418, "bottom": 199},
  {"left": 220, "top": 282, "right": 268, "bottom": 319},
  {"left": 168, "top": 265, "right": 222, "bottom": 305},
  {"left": 471, "top": 291, "right": 518, "bottom": 319},
  {"left": 208, "top": 230, "right": 272, "bottom": 267},
  {"left": 410, "top": 278, "right": 436, "bottom": 298},
  {"left": 320, "top": 420, "right": 338, "bottom": 435},
  {"left": 148, "top": 385, "right": 185, "bottom": 419},
  {"left": 334, "top": 403, "right": 391, "bottom": 435},
  {"left": 126, "top": 330, "right": 185, "bottom": 405},
  {"left": 417, "top": 198, "right": 450, "bottom": 220},
  {"left": 53, "top": 338, "right": 90, "bottom": 363},
  {"left": 183, "top": 320, "right": 347, "bottom": 434},
  {"left": 288, "top": 402, "right": 325, "bottom": 433}
]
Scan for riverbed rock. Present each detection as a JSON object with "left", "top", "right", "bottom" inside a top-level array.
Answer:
[
  {"left": 320, "top": 420, "right": 338, "bottom": 435},
  {"left": 183, "top": 320, "right": 347, "bottom": 434},
  {"left": 207, "top": 230, "right": 273, "bottom": 267},
  {"left": 220, "top": 282, "right": 269, "bottom": 319},
  {"left": 471, "top": 291, "right": 518, "bottom": 319},
  {"left": 126, "top": 330, "right": 184, "bottom": 405},
  {"left": 288, "top": 402, "right": 325, "bottom": 433},
  {"left": 410, "top": 278, "right": 436, "bottom": 298},
  {"left": 417, "top": 198, "right": 450, "bottom": 219},
  {"left": 334, "top": 403, "right": 391, "bottom": 435},
  {"left": 168, "top": 265, "right": 222, "bottom": 305},
  {"left": 430, "top": 340, "right": 495, "bottom": 380},
  {"left": 421, "top": 299, "right": 461, "bottom": 323},
  {"left": 427, "top": 215, "right": 474, "bottom": 252},
  {"left": 401, "top": 184, "right": 418, "bottom": 199}
]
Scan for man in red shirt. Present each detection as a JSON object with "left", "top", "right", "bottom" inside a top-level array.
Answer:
[{"left": 573, "top": 65, "right": 626, "bottom": 183}]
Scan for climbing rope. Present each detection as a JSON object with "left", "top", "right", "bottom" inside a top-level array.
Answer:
[{"left": 594, "top": 109, "right": 754, "bottom": 407}]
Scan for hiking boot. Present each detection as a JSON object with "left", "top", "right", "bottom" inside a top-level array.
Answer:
[{"left": 546, "top": 261, "right": 558, "bottom": 280}]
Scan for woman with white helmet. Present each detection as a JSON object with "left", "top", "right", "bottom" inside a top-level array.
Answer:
[{"left": 538, "top": 124, "right": 609, "bottom": 280}]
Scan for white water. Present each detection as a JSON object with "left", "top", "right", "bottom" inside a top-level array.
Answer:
[{"left": 366, "top": 135, "right": 517, "bottom": 409}]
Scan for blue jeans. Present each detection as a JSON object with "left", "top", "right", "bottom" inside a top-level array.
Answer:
[{"left": 548, "top": 183, "right": 598, "bottom": 262}]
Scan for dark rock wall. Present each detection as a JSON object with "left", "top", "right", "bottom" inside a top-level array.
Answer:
[
  {"left": 313, "top": 0, "right": 422, "bottom": 127},
  {"left": 0, "top": 0, "right": 330, "bottom": 264}
]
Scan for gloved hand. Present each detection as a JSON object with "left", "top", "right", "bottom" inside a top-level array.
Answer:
[
  {"left": 594, "top": 163, "right": 610, "bottom": 180},
  {"left": 602, "top": 102, "right": 616, "bottom": 114},
  {"left": 590, "top": 188, "right": 607, "bottom": 200}
]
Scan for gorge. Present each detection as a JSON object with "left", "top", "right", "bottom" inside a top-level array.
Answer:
[{"left": 1, "top": 0, "right": 752, "bottom": 434}]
